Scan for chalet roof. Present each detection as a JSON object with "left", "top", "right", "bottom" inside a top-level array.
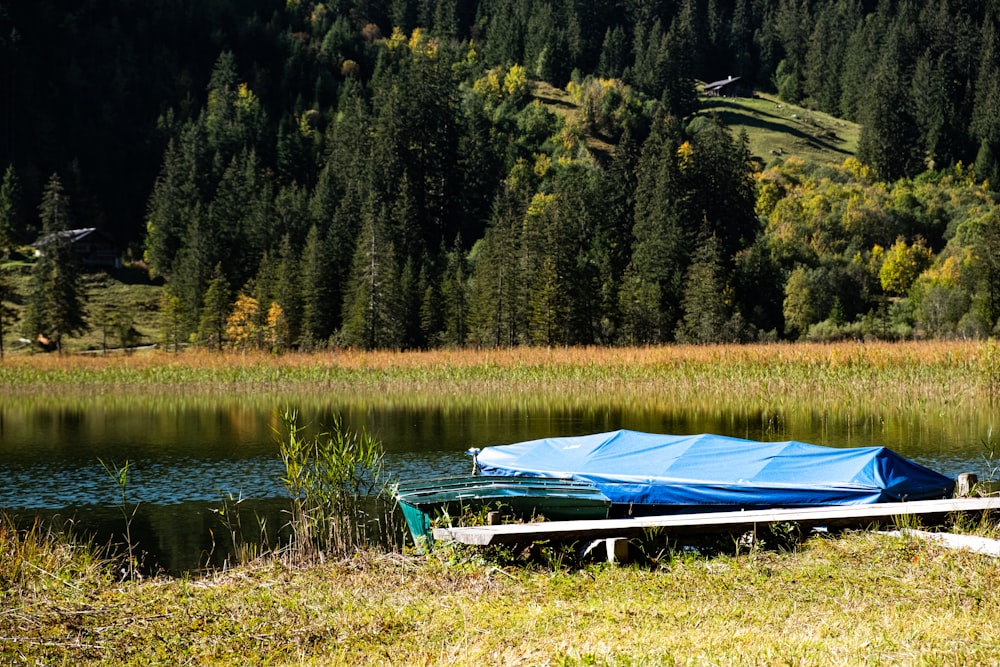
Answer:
[
  {"left": 32, "top": 227, "right": 110, "bottom": 247},
  {"left": 703, "top": 75, "right": 742, "bottom": 92}
]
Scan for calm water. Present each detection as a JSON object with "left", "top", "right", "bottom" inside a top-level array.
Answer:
[{"left": 0, "top": 393, "right": 994, "bottom": 572}]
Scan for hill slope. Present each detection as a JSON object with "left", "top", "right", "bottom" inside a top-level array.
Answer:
[{"left": 698, "top": 91, "right": 859, "bottom": 166}]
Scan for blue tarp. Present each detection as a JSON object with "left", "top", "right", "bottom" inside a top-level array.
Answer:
[{"left": 474, "top": 430, "right": 955, "bottom": 513}]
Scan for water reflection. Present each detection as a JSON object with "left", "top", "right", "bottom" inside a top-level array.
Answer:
[{"left": 0, "top": 391, "right": 996, "bottom": 573}]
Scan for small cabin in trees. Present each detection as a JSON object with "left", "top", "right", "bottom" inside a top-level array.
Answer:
[
  {"left": 703, "top": 76, "right": 750, "bottom": 97},
  {"left": 31, "top": 227, "right": 121, "bottom": 270}
]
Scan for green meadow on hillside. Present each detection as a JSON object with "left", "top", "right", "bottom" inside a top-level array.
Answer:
[{"left": 699, "top": 90, "right": 860, "bottom": 166}]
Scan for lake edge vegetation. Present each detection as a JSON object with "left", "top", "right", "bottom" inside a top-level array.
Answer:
[{"left": 5, "top": 504, "right": 1000, "bottom": 664}]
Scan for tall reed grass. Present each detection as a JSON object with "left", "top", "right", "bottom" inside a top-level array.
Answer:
[
  {"left": 0, "top": 341, "right": 994, "bottom": 415},
  {"left": 278, "top": 410, "right": 396, "bottom": 561},
  {"left": 0, "top": 515, "right": 111, "bottom": 595}
]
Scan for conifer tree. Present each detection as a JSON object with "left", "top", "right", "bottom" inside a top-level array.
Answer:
[
  {"left": 0, "top": 164, "right": 23, "bottom": 253},
  {"left": 468, "top": 186, "right": 524, "bottom": 347},
  {"left": 628, "top": 114, "right": 689, "bottom": 340},
  {"left": 299, "top": 224, "right": 331, "bottom": 348},
  {"left": 856, "top": 26, "right": 922, "bottom": 181},
  {"left": 441, "top": 234, "right": 468, "bottom": 347},
  {"left": 24, "top": 173, "right": 88, "bottom": 352},
  {"left": 675, "top": 232, "right": 735, "bottom": 343},
  {"left": 0, "top": 265, "right": 17, "bottom": 359},
  {"left": 340, "top": 205, "right": 403, "bottom": 350},
  {"left": 197, "top": 263, "right": 231, "bottom": 350}
]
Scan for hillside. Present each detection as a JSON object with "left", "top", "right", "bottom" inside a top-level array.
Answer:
[
  {"left": 700, "top": 91, "right": 860, "bottom": 166},
  {"left": 531, "top": 80, "right": 859, "bottom": 168}
]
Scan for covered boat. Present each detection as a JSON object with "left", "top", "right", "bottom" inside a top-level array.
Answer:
[
  {"left": 394, "top": 475, "right": 611, "bottom": 545},
  {"left": 472, "top": 430, "right": 955, "bottom": 516}
]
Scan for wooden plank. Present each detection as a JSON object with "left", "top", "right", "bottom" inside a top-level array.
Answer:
[
  {"left": 883, "top": 528, "right": 1000, "bottom": 558},
  {"left": 432, "top": 497, "right": 1000, "bottom": 546}
]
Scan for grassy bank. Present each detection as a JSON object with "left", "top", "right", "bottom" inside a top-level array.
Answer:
[{"left": 4, "top": 524, "right": 1000, "bottom": 665}]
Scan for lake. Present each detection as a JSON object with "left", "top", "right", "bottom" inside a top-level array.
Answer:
[{"left": 0, "top": 391, "right": 993, "bottom": 573}]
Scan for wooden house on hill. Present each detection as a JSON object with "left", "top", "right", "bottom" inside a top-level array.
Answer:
[
  {"left": 703, "top": 76, "right": 750, "bottom": 97},
  {"left": 32, "top": 227, "right": 121, "bottom": 270}
]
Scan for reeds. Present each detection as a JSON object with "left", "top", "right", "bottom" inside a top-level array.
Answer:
[
  {"left": 0, "top": 515, "right": 111, "bottom": 596},
  {"left": 0, "top": 341, "right": 992, "bottom": 415},
  {"left": 278, "top": 410, "right": 395, "bottom": 562}
]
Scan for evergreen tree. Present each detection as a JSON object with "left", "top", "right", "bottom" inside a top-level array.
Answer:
[
  {"left": 973, "top": 16, "right": 1000, "bottom": 185},
  {"left": 169, "top": 207, "right": 212, "bottom": 340},
  {"left": 856, "top": 27, "right": 922, "bottom": 181},
  {"left": 0, "top": 265, "right": 17, "bottom": 359},
  {"left": 144, "top": 138, "right": 195, "bottom": 278},
  {"left": 197, "top": 263, "right": 231, "bottom": 350},
  {"left": 340, "top": 205, "right": 403, "bottom": 349},
  {"left": 597, "top": 26, "right": 629, "bottom": 79},
  {"left": 675, "top": 232, "right": 735, "bottom": 343},
  {"left": 468, "top": 185, "right": 524, "bottom": 347},
  {"left": 299, "top": 224, "right": 331, "bottom": 348},
  {"left": 686, "top": 118, "right": 758, "bottom": 263},
  {"left": 628, "top": 114, "right": 689, "bottom": 341},
  {"left": 441, "top": 234, "right": 468, "bottom": 346},
  {"left": 0, "top": 164, "right": 23, "bottom": 253},
  {"left": 24, "top": 173, "right": 88, "bottom": 351}
]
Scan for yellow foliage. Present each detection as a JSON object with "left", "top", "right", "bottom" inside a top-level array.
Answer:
[
  {"left": 226, "top": 294, "right": 261, "bottom": 351},
  {"left": 408, "top": 27, "right": 423, "bottom": 50},
  {"left": 310, "top": 3, "right": 327, "bottom": 25},
  {"left": 677, "top": 141, "right": 694, "bottom": 171},
  {"left": 566, "top": 80, "right": 582, "bottom": 103},
  {"left": 265, "top": 302, "right": 289, "bottom": 352},
  {"left": 473, "top": 68, "right": 503, "bottom": 102},
  {"left": 533, "top": 153, "right": 552, "bottom": 178},
  {"left": 504, "top": 64, "right": 527, "bottom": 97},
  {"left": 527, "top": 193, "right": 555, "bottom": 217},
  {"left": 920, "top": 254, "right": 963, "bottom": 288},
  {"left": 879, "top": 238, "right": 932, "bottom": 295},
  {"left": 843, "top": 157, "right": 873, "bottom": 182},
  {"left": 387, "top": 26, "right": 407, "bottom": 50},
  {"left": 235, "top": 83, "right": 258, "bottom": 115}
]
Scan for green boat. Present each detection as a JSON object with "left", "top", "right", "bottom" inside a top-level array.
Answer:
[{"left": 393, "top": 476, "right": 612, "bottom": 546}]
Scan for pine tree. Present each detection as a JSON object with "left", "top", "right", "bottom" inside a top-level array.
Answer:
[
  {"left": 340, "top": 205, "right": 403, "bottom": 350},
  {"left": 856, "top": 26, "right": 922, "bottom": 181},
  {"left": 468, "top": 186, "right": 524, "bottom": 347},
  {"left": 0, "top": 265, "right": 17, "bottom": 359},
  {"left": 0, "top": 164, "right": 23, "bottom": 254},
  {"left": 197, "top": 263, "right": 231, "bottom": 350},
  {"left": 597, "top": 26, "right": 629, "bottom": 79},
  {"left": 441, "top": 234, "right": 468, "bottom": 346},
  {"left": 299, "top": 224, "right": 331, "bottom": 348},
  {"left": 628, "top": 114, "right": 689, "bottom": 340},
  {"left": 24, "top": 173, "right": 88, "bottom": 352},
  {"left": 675, "top": 232, "right": 734, "bottom": 343}
]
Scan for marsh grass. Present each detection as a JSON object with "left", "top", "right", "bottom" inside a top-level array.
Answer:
[
  {"left": 0, "top": 341, "right": 994, "bottom": 414},
  {"left": 0, "top": 514, "right": 110, "bottom": 596},
  {"left": 209, "top": 491, "right": 272, "bottom": 568},
  {"left": 278, "top": 410, "right": 398, "bottom": 561}
]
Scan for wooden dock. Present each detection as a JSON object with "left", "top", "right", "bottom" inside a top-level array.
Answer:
[{"left": 433, "top": 497, "right": 1000, "bottom": 546}]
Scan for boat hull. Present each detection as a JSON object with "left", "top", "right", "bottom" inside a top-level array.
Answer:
[{"left": 394, "top": 476, "right": 611, "bottom": 545}]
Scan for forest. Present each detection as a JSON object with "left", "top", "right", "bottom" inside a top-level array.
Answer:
[{"left": 4, "top": 0, "right": 1000, "bottom": 350}]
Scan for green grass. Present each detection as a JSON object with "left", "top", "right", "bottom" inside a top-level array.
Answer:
[
  {"left": 4, "top": 527, "right": 1000, "bottom": 665},
  {"left": 1, "top": 263, "right": 164, "bottom": 354},
  {"left": 700, "top": 90, "right": 860, "bottom": 166}
]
